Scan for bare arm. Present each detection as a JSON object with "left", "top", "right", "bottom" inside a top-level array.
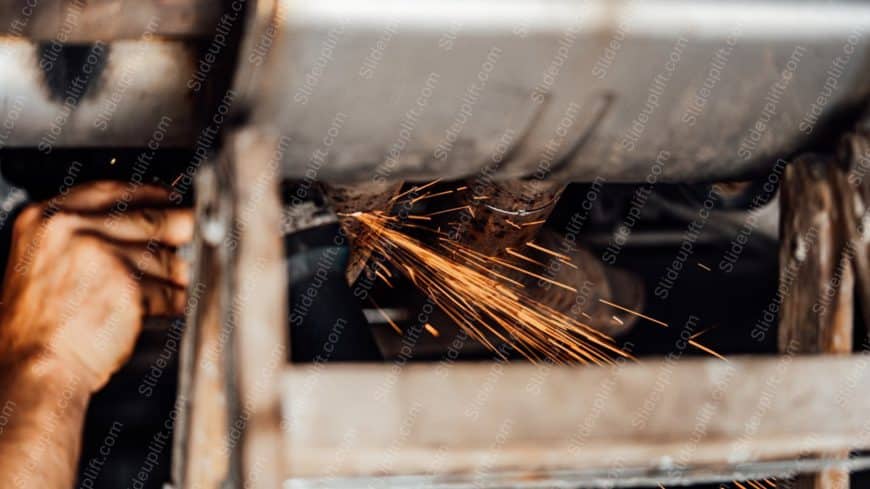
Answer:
[
  {"left": 0, "top": 355, "right": 90, "bottom": 488},
  {"left": 0, "top": 181, "right": 193, "bottom": 488}
]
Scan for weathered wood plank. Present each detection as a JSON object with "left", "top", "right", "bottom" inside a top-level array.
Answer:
[
  {"left": 779, "top": 155, "right": 856, "bottom": 489},
  {"left": 172, "top": 166, "right": 232, "bottom": 488},
  {"left": 840, "top": 128, "right": 870, "bottom": 332},
  {"left": 779, "top": 155, "right": 854, "bottom": 354},
  {"left": 227, "top": 129, "right": 287, "bottom": 489},
  {"left": 280, "top": 356, "right": 870, "bottom": 479}
]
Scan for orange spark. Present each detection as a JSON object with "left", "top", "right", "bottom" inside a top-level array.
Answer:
[
  {"left": 409, "top": 192, "right": 431, "bottom": 204},
  {"left": 485, "top": 253, "right": 578, "bottom": 293},
  {"left": 425, "top": 205, "right": 472, "bottom": 218},
  {"left": 689, "top": 324, "right": 718, "bottom": 340},
  {"left": 505, "top": 247, "right": 548, "bottom": 268},
  {"left": 374, "top": 260, "right": 392, "bottom": 278},
  {"left": 372, "top": 299, "right": 402, "bottom": 335},
  {"left": 389, "top": 178, "right": 443, "bottom": 203},
  {"left": 375, "top": 270, "right": 394, "bottom": 288},
  {"left": 349, "top": 211, "right": 629, "bottom": 364},
  {"left": 411, "top": 189, "right": 454, "bottom": 203},
  {"left": 505, "top": 219, "right": 522, "bottom": 230},
  {"left": 424, "top": 323, "right": 440, "bottom": 337},
  {"left": 598, "top": 298, "right": 669, "bottom": 328},
  {"left": 689, "top": 339, "right": 727, "bottom": 361},
  {"left": 521, "top": 219, "right": 547, "bottom": 227},
  {"left": 526, "top": 241, "right": 572, "bottom": 261}
]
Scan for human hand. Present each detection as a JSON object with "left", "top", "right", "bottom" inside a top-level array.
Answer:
[{"left": 0, "top": 181, "right": 194, "bottom": 393}]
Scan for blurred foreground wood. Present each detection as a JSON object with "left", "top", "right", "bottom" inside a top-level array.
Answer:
[{"left": 280, "top": 356, "right": 870, "bottom": 483}]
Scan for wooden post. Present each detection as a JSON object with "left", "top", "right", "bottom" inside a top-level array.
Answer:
[
  {"left": 225, "top": 129, "right": 288, "bottom": 489},
  {"left": 171, "top": 165, "right": 233, "bottom": 488},
  {"left": 172, "top": 131, "right": 287, "bottom": 488},
  {"left": 838, "top": 128, "right": 870, "bottom": 331},
  {"left": 779, "top": 155, "right": 855, "bottom": 489}
]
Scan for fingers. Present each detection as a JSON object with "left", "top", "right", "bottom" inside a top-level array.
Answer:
[
  {"left": 56, "top": 181, "right": 172, "bottom": 212},
  {"left": 76, "top": 208, "right": 194, "bottom": 246},
  {"left": 115, "top": 243, "right": 190, "bottom": 287},
  {"left": 140, "top": 278, "right": 187, "bottom": 317},
  {"left": 29, "top": 181, "right": 194, "bottom": 320}
]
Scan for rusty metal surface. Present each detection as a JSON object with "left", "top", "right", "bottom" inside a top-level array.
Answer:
[
  {"left": 248, "top": 0, "right": 870, "bottom": 183},
  {"left": 449, "top": 180, "right": 564, "bottom": 255},
  {"left": 323, "top": 181, "right": 405, "bottom": 283}
]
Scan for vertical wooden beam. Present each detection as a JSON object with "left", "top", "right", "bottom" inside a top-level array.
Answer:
[
  {"left": 173, "top": 130, "right": 286, "bottom": 488},
  {"left": 839, "top": 128, "right": 870, "bottom": 331},
  {"left": 779, "top": 155, "right": 854, "bottom": 489},
  {"left": 172, "top": 165, "right": 233, "bottom": 488},
  {"left": 226, "top": 129, "right": 287, "bottom": 489}
]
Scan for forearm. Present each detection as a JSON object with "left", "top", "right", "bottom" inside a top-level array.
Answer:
[
  {"left": 0, "top": 355, "right": 90, "bottom": 489},
  {"left": 0, "top": 182, "right": 193, "bottom": 487}
]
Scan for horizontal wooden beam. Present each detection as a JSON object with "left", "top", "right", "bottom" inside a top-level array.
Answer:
[
  {"left": 281, "top": 356, "right": 870, "bottom": 481},
  {"left": 0, "top": 0, "right": 222, "bottom": 41}
]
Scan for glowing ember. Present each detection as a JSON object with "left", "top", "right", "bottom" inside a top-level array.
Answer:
[{"left": 424, "top": 323, "right": 441, "bottom": 337}]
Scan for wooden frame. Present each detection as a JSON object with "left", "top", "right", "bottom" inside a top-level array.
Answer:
[
  {"left": 279, "top": 356, "right": 870, "bottom": 485},
  {"left": 170, "top": 124, "right": 870, "bottom": 488},
  {"left": 165, "top": 1, "right": 870, "bottom": 484}
]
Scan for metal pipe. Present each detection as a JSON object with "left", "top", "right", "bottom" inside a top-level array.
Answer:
[
  {"left": 0, "top": 38, "right": 197, "bottom": 148},
  {"left": 0, "top": 0, "right": 222, "bottom": 41},
  {"left": 245, "top": 0, "right": 870, "bottom": 183},
  {"left": 450, "top": 180, "right": 564, "bottom": 255}
]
